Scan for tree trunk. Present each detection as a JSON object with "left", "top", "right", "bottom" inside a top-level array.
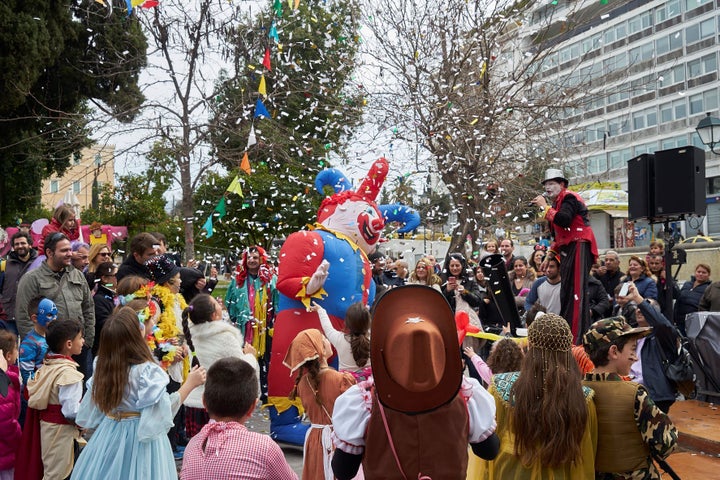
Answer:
[{"left": 180, "top": 156, "right": 194, "bottom": 263}]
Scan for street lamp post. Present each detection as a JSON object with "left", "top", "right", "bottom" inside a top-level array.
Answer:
[{"left": 695, "top": 113, "right": 720, "bottom": 154}]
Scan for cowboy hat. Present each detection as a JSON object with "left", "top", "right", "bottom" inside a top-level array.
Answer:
[{"left": 371, "top": 285, "right": 462, "bottom": 413}]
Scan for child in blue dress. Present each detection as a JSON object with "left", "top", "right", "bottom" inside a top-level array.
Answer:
[{"left": 71, "top": 307, "right": 206, "bottom": 479}]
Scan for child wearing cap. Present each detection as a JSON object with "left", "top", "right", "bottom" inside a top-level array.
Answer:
[
  {"left": 582, "top": 316, "right": 678, "bottom": 479},
  {"left": 19, "top": 297, "right": 58, "bottom": 386}
]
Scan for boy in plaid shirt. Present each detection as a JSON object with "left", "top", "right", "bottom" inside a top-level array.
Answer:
[{"left": 180, "top": 357, "right": 297, "bottom": 480}]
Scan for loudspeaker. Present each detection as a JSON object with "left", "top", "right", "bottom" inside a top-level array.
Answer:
[
  {"left": 627, "top": 153, "right": 654, "bottom": 220},
  {"left": 653, "top": 146, "right": 706, "bottom": 217}
]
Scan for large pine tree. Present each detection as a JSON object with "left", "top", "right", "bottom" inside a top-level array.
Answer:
[
  {"left": 0, "top": 0, "right": 147, "bottom": 225},
  {"left": 204, "top": 0, "right": 365, "bottom": 250}
]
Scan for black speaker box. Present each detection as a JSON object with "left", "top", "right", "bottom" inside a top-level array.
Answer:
[
  {"left": 627, "top": 153, "right": 654, "bottom": 220},
  {"left": 653, "top": 146, "right": 706, "bottom": 217}
]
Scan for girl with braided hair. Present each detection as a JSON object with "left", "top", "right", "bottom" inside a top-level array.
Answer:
[
  {"left": 181, "top": 294, "right": 258, "bottom": 438},
  {"left": 477, "top": 312, "right": 597, "bottom": 479},
  {"left": 284, "top": 329, "right": 356, "bottom": 480}
]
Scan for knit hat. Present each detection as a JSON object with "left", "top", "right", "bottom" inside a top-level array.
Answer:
[
  {"left": 145, "top": 254, "right": 180, "bottom": 285},
  {"left": 95, "top": 261, "right": 117, "bottom": 278},
  {"left": 582, "top": 317, "right": 652, "bottom": 356},
  {"left": 528, "top": 312, "right": 573, "bottom": 352},
  {"left": 283, "top": 329, "right": 327, "bottom": 375},
  {"left": 37, "top": 298, "right": 58, "bottom": 328}
]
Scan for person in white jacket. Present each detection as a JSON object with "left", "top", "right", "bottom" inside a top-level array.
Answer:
[
  {"left": 181, "top": 294, "right": 259, "bottom": 438},
  {"left": 312, "top": 302, "right": 371, "bottom": 381}
]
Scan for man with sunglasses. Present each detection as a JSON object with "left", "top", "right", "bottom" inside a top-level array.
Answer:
[
  {"left": 15, "top": 232, "right": 95, "bottom": 379},
  {"left": 0, "top": 232, "right": 38, "bottom": 337}
]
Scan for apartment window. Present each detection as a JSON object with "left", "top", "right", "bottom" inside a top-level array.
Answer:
[
  {"left": 50, "top": 180, "right": 59, "bottom": 194},
  {"left": 72, "top": 181, "right": 81, "bottom": 194},
  {"left": 634, "top": 142, "right": 658, "bottom": 156},
  {"left": 656, "top": 30, "right": 683, "bottom": 55},
  {"left": 688, "top": 53, "right": 717, "bottom": 78},
  {"left": 661, "top": 135, "right": 689, "bottom": 150},
  {"left": 655, "top": 0, "right": 681, "bottom": 23},
  {"left": 629, "top": 42, "right": 654, "bottom": 64},
  {"left": 608, "top": 117, "right": 630, "bottom": 136},
  {"left": 587, "top": 153, "right": 607, "bottom": 174},
  {"left": 607, "top": 90, "right": 630, "bottom": 105},
  {"left": 94, "top": 153, "right": 102, "bottom": 166},
  {"left": 604, "top": 52, "right": 628, "bottom": 75},
  {"left": 582, "top": 34, "right": 602, "bottom": 53},
  {"left": 674, "top": 98, "right": 687, "bottom": 119},
  {"left": 542, "top": 53, "right": 558, "bottom": 71},
  {"left": 628, "top": 11, "right": 653, "bottom": 34},
  {"left": 690, "top": 89, "right": 719, "bottom": 115},
  {"left": 631, "top": 75, "right": 655, "bottom": 98},
  {"left": 660, "top": 99, "right": 686, "bottom": 122},
  {"left": 609, "top": 148, "right": 632, "bottom": 170},
  {"left": 633, "top": 107, "right": 658, "bottom": 130},
  {"left": 685, "top": 0, "right": 713, "bottom": 10},
  {"left": 586, "top": 122, "right": 606, "bottom": 142},
  {"left": 604, "top": 23, "right": 626, "bottom": 44},
  {"left": 686, "top": 18, "right": 715, "bottom": 44},
  {"left": 559, "top": 42, "right": 580, "bottom": 64}
]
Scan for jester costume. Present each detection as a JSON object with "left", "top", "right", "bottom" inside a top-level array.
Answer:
[{"left": 224, "top": 246, "right": 278, "bottom": 400}]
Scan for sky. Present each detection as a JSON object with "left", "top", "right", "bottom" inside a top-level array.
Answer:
[{"left": 87, "top": 0, "right": 434, "bottom": 206}]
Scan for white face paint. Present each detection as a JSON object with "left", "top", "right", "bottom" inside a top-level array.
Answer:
[
  {"left": 543, "top": 180, "right": 563, "bottom": 200},
  {"left": 320, "top": 199, "right": 385, "bottom": 254}
]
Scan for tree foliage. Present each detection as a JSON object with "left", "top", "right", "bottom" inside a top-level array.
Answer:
[
  {"left": 194, "top": 168, "right": 320, "bottom": 252},
  {"left": 81, "top": 167, "right": 172, "bottom": 238},
  {"left": 0, "top": 0, "right": 147, "bottom": 226},
  {"left": 211, "top": 0, "right": 365, "bottom": 173},
  {"left": 195, "top": 0, "right": 364, "bottom": 252}
]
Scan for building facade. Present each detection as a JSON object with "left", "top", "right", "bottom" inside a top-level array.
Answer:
[
  {"left": 41, "top": 144, "right": 115, "bottom": 214},
  {"left": 526, "top": 0, "right": 719, "bottom": 247}
]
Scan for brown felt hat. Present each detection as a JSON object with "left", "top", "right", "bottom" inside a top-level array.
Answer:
[{"left": 371, "top": 285, "right": 462, "bottom": 413}]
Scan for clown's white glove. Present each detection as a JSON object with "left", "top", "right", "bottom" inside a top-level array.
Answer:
[{"left": 306, "top": 260, "right": 330, "bottom": 295}]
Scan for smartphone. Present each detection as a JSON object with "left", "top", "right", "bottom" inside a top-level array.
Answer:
[
  {"left": 618, "top": 282, "right": 630, "bottom": 297},
  {"left": 448, "top": 276, "right": 457, "bottom": 284}
]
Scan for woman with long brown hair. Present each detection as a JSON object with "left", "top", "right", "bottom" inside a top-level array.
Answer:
[
  {"left": 481, "top": 312, "right": 597, "bottom": 478},
  {"left": 71, "top": 308, "right": 205, "bottom": 479}
]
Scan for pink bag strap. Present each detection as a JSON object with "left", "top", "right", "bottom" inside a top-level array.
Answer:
[{"left": 377, "top": 400, "right": 431, "bottom": 480}]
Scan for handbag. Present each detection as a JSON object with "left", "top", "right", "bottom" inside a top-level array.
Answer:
[{"left": 659, "top": 337, "right": 696, "bottom": 398}]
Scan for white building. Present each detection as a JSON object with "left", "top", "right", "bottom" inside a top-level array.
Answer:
[{"left": 522, "top": 0, "right": 719, "bottom": 248}]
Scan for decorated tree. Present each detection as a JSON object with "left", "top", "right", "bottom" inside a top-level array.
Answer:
[
  {"left": 193, "top": 167, "right": 320, "bottom": 251},
  {"left": 0, "top": 0, "right": 147, "bottom": 226},
  {"left": 201, "top": 0, "right": 364, "bottom": 250}
]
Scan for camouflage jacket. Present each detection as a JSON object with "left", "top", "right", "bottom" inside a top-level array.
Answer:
[{"left": 585, "top": 372, "right": 678, "bottom": 480}]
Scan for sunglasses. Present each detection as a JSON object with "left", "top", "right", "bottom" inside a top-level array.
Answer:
[
  {"left": 98, "top": 252, "right": 112, "bottom": 257},
  {"left": 533, "top": 244, "right": 547, "bottom": 251}
]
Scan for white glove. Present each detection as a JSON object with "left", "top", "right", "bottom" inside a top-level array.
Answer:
[{"left": 306, "top": 260, "right": 330, "bottom": 295}]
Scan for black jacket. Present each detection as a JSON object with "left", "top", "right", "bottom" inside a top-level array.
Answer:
[
  {"left": 93, "top": 284, "right": 117, "bottom": 356},
  {"left": 588, "top": 276, "right": 611, "bottom": 321},
  {"left": 116, "top": 255, "right": 151, "bottom": 282}
]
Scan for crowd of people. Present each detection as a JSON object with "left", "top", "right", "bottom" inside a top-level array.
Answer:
[{"left": 0, "top": 173, "right": 709, "bottom": 479}]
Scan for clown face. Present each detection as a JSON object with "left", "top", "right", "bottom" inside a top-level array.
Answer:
[{"left": 320, "top": 199, "right": 385, "bottom": 254}]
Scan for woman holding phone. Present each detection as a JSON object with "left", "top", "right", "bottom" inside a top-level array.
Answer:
[{"left": 442, "top": 253, "right": 482, "bottom": 312}]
